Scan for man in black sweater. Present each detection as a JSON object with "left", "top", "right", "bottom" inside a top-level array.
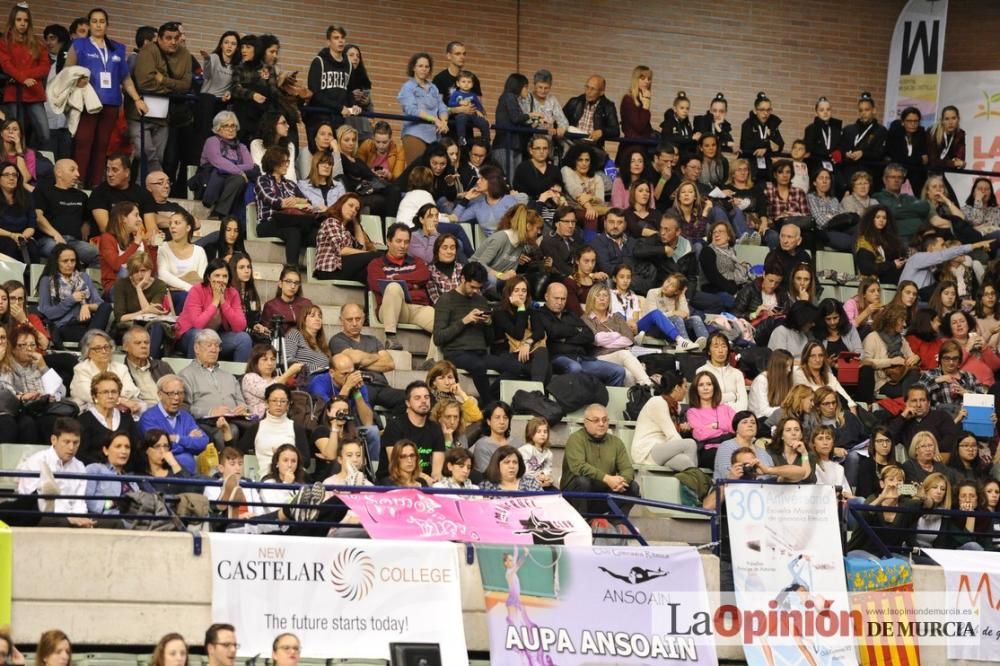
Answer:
[
  {"left": 764, "top": 222, "right": 811, "bottom": 284},
  {"left": 632, "top": 212, "right": 690, "bottom": 288},
  {"left": 536, "top": 282, "right": 625, "bottom": 386},
  {"left": 540, "top": 206, "right": 583, "bottom": 279},
  {"left": 887, "top": 385, "right": 962, "bottom": 455},
  {"left": 432, "top": 262, "right": 523, "bottom": 400},
  {"left": 307, "top": 26, "right": 361, "bottom": 139}
]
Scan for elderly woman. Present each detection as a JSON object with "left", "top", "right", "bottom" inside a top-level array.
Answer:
[
  {"left": 253, "top": 145, "right": 317, "bottom": 268},
  {"left": 9, "top": 323, "right": 67, "bottom": 433},
  {"left": 176, "top": 258, "right": 252, "bottom": 361},
  {"left": 919, "top": 338, "right": 988, "bottom": 418},
  {"left": 198, "top": 111, "right": 255, "bottom": 219},
  {"left": 901, "top": 431, "right": 953, "bottom": 484},
  {"left": 397, "top": 52, "right": 450, "bottom": 165},
  {"left": 78, "top": 372, "right": 141, "bottom": 467},
  {"left": 69, "top": 330, "right": 142, "bottom": 412},
  {"left": 111, "top": 252, "right": 173, "bottom": 359},
  {"left": 37, "top": 243, "right": 110, "bottom": 345}
]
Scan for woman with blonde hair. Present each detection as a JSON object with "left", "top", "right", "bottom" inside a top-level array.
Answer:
[
  {"left": 771, "top": 384, "right": 815, "bottom": 427},
  {"left": 581, "top": 283, "right": 652, "bottom": 387},
  {"left": 431, "top": 397, "right": 467, "bottom": 450},
  {"left": 111, "top": 251, "right": 173, "bottom": 358},
  {"left": 297, "top": 150, "right": 346, "bottom": 211},
  {"left": 844, "top": 277, "right": 883, "bottom": 332},
  {"left": 619, "top": 65, "right": 654, "bottom": 140},
  {"left": 901, "top": 431, "right": 952, "bottom": 484},
  {"left": 470, "top": 203, "right": 544, "bottom": 286},
  {"left": 805, "top": 385, "right": 865, "bottom": 451}
]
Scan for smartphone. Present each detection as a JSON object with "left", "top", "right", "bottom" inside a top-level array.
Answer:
[{"left": 899, "top": 484, "right": 917, "bottom": 496}]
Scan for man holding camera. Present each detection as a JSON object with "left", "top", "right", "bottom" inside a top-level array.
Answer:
[
  {"left": 432, "top": 262, "right": 524, "bottom": 401},
  {"left": 309, "top": 352, "right": 382, "bottom": 470}
]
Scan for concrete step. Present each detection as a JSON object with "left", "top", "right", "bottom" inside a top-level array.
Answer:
[
  {"left": 169, "top": 198, "right": 212, "bottom": 219},
  {"left": 245, "top": 239, "right": 293, "bottom": 265},
  {"left": 257, "top": 279, "right": 365, "bottom": 306}
]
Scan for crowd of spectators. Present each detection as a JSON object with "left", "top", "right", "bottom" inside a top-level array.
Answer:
[{"left": 0, "top": 6, "right": 995, "bottom": 559}]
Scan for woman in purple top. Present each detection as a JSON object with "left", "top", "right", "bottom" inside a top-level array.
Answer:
[
  {"left": 64, "top": 8, "right": 147, "bottom": 188},
  {"left": 199, "top": 110, "right": 254, "bottom": 218}
]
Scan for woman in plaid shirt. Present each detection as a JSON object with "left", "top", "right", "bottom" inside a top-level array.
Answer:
[
  {"left": 312, "top": 193, "right": 378, "bottom": 283},
  {"left": 427, "top": 233, "right": 463, "bottom": 304}
]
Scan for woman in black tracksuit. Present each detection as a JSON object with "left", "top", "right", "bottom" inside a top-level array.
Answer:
[
  {"left": 838, "top": 92, "right": 888, "bottom": 192},
  {"left": 803, "top": 96, "right": 843, "bottom": 177}
]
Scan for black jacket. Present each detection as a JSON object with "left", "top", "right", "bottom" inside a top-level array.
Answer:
[
  {"left": 536, "top": 307, "right": 595, "bottom": 358},
  {"left": 739, "top": 111, "right": 784, "bottom": 176},
  {"left": 803, "top": 116, "right": 843, "bottom": 165},
  {"left": 592, "top": 233, "right": 637, "bottom": 276},
  {"left": 562, "top": 94, "right": 620, "bottom": 147},
  {"left": 839, "top": 119, "right": 888, "bottom": 165},
  {"left": 764, "top": 246, "right": 812, "bottom": 283},
  {"left": 540, "top": 232, "right": 582, "bottom": 278},
  {"left": 308, "top": 48, "right": 353, "bottom": 115},
  {"left": 493, "top": 91, "right": 532, "bottom": 153},
  {"left": 693, "top": 112, "right": 734, "bottom": 153},
  {"left": 886, "top": 119, "right": 928, "bottom": 173},
  {"left": 632, "top": 235, "right": 682, "bottom": 286},
  {"left": 732, "top": 277, "right": 792, "bottom": 319},
  {"left": 492, "top": 308, "right": 546, "bottom": 354},
  {"left": 660, "top": 108, "right": 695, "bottom": 156}
]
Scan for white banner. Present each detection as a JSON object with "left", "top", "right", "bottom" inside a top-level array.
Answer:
[
  {"left": 927, "top": 548, "right": 1000, "bottom": 661},
  {"left": 938, "top": 70, "right": 1000, "bottom": 200},
  {"left": 884, "top": 0, "right": 948, "bottom": 124},
  {"left": 727, "top": 484, "right": 858, "bottom": 666},
  {"left": 209, "top": 534, "right": 469, "bottom": 663}
]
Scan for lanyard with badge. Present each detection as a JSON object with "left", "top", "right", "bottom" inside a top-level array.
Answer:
[
  {"left": 756, "top": 124, "right": 768, "bottom": 170},
  {"left": 820, "top": 125, "right": 834, "bottom": 171},
  {"left": 92, "top": 38, "right": 112, "bottom": 89},
  {"left": 940, "top": 133, "right": 954, "bottom": 160},
  {"left": 853, "top": 122, "right": 873, "bottom": 148}
]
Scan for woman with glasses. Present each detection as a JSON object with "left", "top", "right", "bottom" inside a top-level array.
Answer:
[
  {"left": 845, "top": 426, "right": 896, "bottom": 500},
  {"left": 261, "top": 265, "right": 313, "bottom": 337},
  {"left": 0, "top": 324, "right": 36, "bottom": 444},
  {"left": 918, "top": 338, "right": 988, "bottom": 419},
  {"left": 237, "top": 383, "right": 309, "bottom": 475},
  {"left": 253, "top": 145, "right": 316, "bottom": 268},
  {"left": 947, "top": 431, "right": 990, "bottom": 484},
  {"left": 804, "top": 385, "right": 865, "bottom": 452},
  {"left": 69, "top": 329, "right": 141, "bottom": 412},
  {"left": 78, "top": 371, "right": 141, "bottom": 468},
  {"left": 380, "top": 439, "right": 429, "bottom": 487},
  {"left": 0, "top": 162, "right": 36, "bottom": 263},
  {"left": 198, "top": 111, "right": 254, "bottom": 219},
  {"left": 512, "top": 134, "right": 564, "bottom": 206}
]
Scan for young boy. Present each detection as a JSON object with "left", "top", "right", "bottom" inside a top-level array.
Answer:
[
  {"left": 790, "top": 139, "right": 810, "bottom": 192},
  {"left": 448, "top": 71, "right": 491, "bottom": 145}
]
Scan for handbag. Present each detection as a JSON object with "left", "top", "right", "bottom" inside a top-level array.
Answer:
[
  {"left": 838, "top": 352, "right": 862, "bottom": 385},
  {"left": 883, "top": 363, "right": 909, "bottom": 385},
  {"left": 23, "top": 397, "right": 79, "bottom": 418}
]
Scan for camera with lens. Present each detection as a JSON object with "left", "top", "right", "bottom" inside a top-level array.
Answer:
[
  {"left": 270, "top": 314, "right": 284, "bottom": 329},
  {"left": 334, "top": 411, "right": 354, "bottom": 422},
  {"left": 741, "top": 463, "right": 757, "bottom": 480}
]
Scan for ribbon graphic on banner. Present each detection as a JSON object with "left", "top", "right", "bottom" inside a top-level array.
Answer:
[
  {"left": 338, "top": 488, "right": 593, "bottom": 545},
  {"left": 477, "top": 544, "right": 718, "bottom": 665},
  {"left": 209, "top": 534, "right": 468, "bottom": 663}
]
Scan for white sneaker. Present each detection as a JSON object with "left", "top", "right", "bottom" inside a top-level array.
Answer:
[
  {"left": 38, "top": 462, "right": 59, "bottom": 513},
  {"left": 675, "top": 337, "right": 699, "bottom": 352},
  {"left": 694, "top": 336, "right": 708, "bottom": 350},
  {"left": 635, "top": 331, "right": 646, "bottom": 346}
]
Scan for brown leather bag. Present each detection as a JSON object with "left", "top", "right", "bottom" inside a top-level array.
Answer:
[{"left": 883, "top": 363, "right": 909, "bottom": 385}]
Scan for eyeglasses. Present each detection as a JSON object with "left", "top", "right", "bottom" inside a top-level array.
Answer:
[
  {"left": 8, "top": 295, "right": 23, "bottom": 302},
  {"left": 0, "top": 171, "right": 17, "bottom": 178},
  {"left": 90, "top": 344, "right": 112, "bottom": 352},
  {"left": 219, "top": 123, "right": 237, "bottom": 130},
  {"left": 282, "top": 279, "right": 301, "bottom": 286},
  {"left": 16, "top": 342, "right": 35, "bottom": 349},
  {"left": 96, "top": 389, "right": 120, "bottom": 397},
  {"left": 160, "top": 390, "right": 185, "bottom": 398},
  {"left": 585, "top": 417, "right": 609, "bottom": 424},
  {"left": 275, "top": 646, "right": 300, "bottom": 653},
  {"left": 874, "top": 437, "right": 892, "bottom": 444},
  {"left": 151, "top": 443, "right": 172, "bottom": 450}
]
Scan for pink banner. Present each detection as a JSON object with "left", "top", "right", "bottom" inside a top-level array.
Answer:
[{"left": 338, "top": 489, "right": 592, "bottom": 546}]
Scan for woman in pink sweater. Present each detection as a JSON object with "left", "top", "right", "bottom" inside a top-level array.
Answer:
[
  {"left": 176, "top": 258, "right": 252, "bottom": 361},
  {"left": 686, "top": 370, "right": 736, "bottom": 469}
]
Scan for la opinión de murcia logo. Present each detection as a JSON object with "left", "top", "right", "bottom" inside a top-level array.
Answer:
[{"left": 330, "top": 548, "right": 375, "bottom": 601}]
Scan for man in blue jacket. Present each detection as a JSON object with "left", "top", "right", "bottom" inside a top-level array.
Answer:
[{"left": 138, "top": 374, "right": 211, "bottom": 473}]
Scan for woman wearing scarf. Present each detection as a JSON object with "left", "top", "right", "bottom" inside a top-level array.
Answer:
[
  {"left": 198, "top": 111, "right": 255, "bottom": 219},
  {"left": 37, "top": 242, "right": 110, "bottom": 345}
]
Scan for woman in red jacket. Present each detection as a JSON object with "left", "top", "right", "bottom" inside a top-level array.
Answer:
[
  {"left": 176, "top": 257, "right": 252, "bottom": 361},
  {"left": 97, "top": 201, "right": 157, "bottom": 293},
  {"left": 0, "top": 5, "right": 50, "bottom": 148}
]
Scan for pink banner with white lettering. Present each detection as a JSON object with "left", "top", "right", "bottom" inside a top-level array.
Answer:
[{"left": 338, "top": 489, "right": 593, "bottom": 546}]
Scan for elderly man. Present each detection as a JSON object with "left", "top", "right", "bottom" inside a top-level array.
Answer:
[
  {"left": 763, "top": 223, "right": 811, "bottom": 281},
  {"left": 562, "top": 75, "right": 620, "bottom": 150},
  {"left": 632, "top": 211, "right": 690, "bottom": 288},
  {"left": 178, "top": 329, "right": 247, "bottom": 446},
  {"left": 122, "top": 325, "right": 172, "bottom": 408},
  {"left": 34, "top": 159, "right": 98, "bottom": 265},
  {"left": 328, "top": 303, "right": 405, "bottom": 411},
  {"left": 86, "top": 152, "right": 157, "bottom": 236},
  {"left": 137, "top": 374, "right": 211, "bottom": 473},
  {"left": 874, "top": 163, "right": 935, "bottom": 241},
  {"left": 560, "top": 404, "right": 639, "bottom": 524},
  {"left": 536, "top": 282, "right": 625, "bottom": 386},
  {"left": 126, "top": 21, "right": 191, "bottom": 174},
  {"left": 366, "top": 223, "right": 437, "bottom": 357},
  {"left": 308, "top": 351, "right": 382, "bottom": 470}
]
